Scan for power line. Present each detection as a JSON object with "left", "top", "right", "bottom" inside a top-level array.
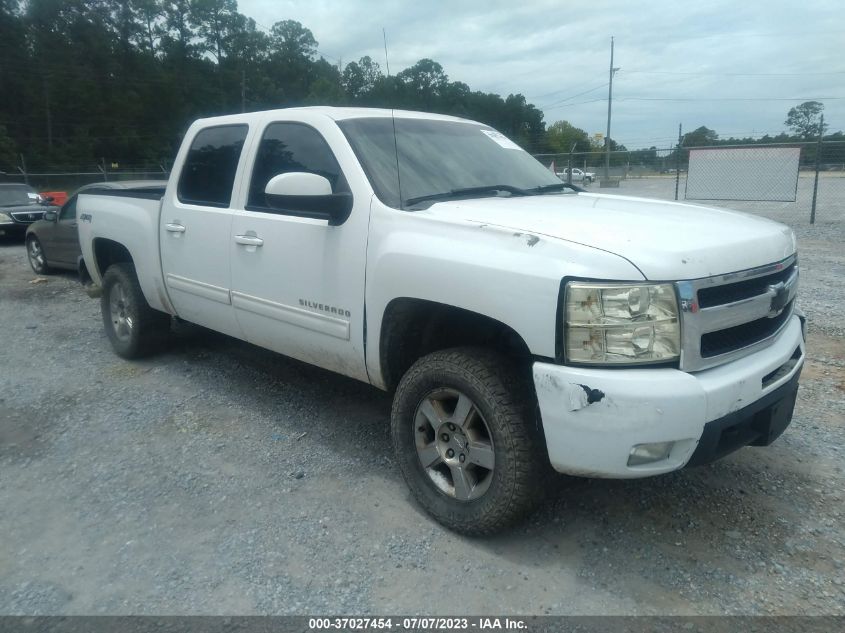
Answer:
[
  {"left": 538, "top": 83, "right": 609, "bottom": 109},
  {"left": 623, "top": 70, "right": 845, "bottom": 77},
  {"left": 531, "top": 79, "right": 608, "bottom": 101},
  {"left": 542, "top": 97, "right": 606, "bottom": 111},
  {"left": 617, "top": 96, "right": 845, "bottom": 102}
]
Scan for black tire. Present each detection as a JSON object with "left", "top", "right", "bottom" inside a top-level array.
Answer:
[
  {"left": 100, "top": 262, "right": 170, "bottom": 359},
  {"left": 26, "top": 235, "right": 51, "bottom": 275},
  {"left": 391, "top": 347, "right": 546, "bottom": 535}
]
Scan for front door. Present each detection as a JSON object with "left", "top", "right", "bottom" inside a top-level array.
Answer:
[
  {"left": 159, "top": 124, "right": 250, "bottom": 339},
  {"left": 229, "top": 118, "right": 370, "bottom": 382}
]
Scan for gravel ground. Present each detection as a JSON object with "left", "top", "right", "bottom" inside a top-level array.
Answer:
[{"left": 1, "top": 221, "right": 843, "bottom": 616}]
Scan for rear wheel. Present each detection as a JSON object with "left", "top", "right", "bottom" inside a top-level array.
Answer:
[
  {"left": 100, "top": 263, "right": 170, "bottom": 358},
  {"left": 391, "top": 347, "right": 546, "bottom": 535},
  {"left": 26, "top": 235, "right": 50, "bottom": 274}
]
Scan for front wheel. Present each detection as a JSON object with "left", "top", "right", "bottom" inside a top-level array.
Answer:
[
  {"left": 391, "top": 348, "right": 546, "bottom": 535},
  {"left": 100, "top": 263, "right": 170, "bottom": 358},
  {"left": 26, "top": 236, "right": 51, "bottom": 274}
]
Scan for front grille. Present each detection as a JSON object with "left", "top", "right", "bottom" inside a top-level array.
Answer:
[
  {"left": 698, "top": 261, "right": 797, "bottom": 308},
  {"left": 701, "top": 299, "right": 794, "bottom": 357},
  {"left": 677, "top": 254, "right": 798, "bottom": 371},
  {"left": 10, "top": 210, "right": 44, "bottom": 223}
]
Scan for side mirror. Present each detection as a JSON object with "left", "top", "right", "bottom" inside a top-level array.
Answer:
[
  {"left": 265, "top": 172, "right": 353, "bottom": 226},
  {"left": 43, "top": 210, "right": 58, "bottom": 222}
]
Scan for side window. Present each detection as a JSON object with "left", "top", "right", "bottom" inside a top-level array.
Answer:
[
  {"left": 59, "top": 196, "right": 77, "bottom": 220},
  {"left": 177, "top": 125, "right": 248, "bottom": 208},
  {"left": 247, "top": 122, "right": 348, "bottom": 211}
]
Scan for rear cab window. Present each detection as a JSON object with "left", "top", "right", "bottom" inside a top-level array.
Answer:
[{"left": 177, "top": 125, "right": 249, "bottom": 208}]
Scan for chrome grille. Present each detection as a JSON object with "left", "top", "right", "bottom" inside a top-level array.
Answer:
[
  {"left": 10, "top": 210, "right": 44, "bottom": 223},
  {"left": 677, "top": 255, "right": 798, "bottom": 372}
]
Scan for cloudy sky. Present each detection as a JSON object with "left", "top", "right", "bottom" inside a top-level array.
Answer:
[{"left": 239, "top": 0, "right": 843, "bottom": 148}]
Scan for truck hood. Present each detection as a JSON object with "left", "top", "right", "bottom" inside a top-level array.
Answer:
[{"left": 423, "top": 192, "right": 796, "bottom": 280}]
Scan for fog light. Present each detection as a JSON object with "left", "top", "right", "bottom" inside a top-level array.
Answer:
[{"left": 627, "top": 441, "right": 674, "bottom": 466}]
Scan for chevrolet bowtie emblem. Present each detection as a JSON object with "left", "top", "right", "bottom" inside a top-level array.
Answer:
[{"left": 767, "top": 282, "right": 790, "bottom": 317}]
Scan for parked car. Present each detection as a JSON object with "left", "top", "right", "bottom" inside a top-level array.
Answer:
[
  {"left": 556, "top": 167, "right": 595, "bottom": 183},
  {"left": 0, "top": 183, "right": 49, "bottom": 238},
  {"left": 25, "top": 180, "right": 166, "bottom": 275},
  {"left": 77, "top": 107, "right": 804, "bottom": 535}
]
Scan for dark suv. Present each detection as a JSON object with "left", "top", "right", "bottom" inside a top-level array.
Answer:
[{"left": 0, "top": 183, "right": 48, "bottom": 238}]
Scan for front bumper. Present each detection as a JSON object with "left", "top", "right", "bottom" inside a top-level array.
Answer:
[
  {"left": 0, "top": 223, "right": 27, "bottom": 237},
  {"left": 533, "top": 315, "right": 804, "bottom": 478}
]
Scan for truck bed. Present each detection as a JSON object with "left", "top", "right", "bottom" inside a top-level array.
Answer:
[
  {"left": 77, "top": 190, "right": 172, "bottom": 314},
  {"left": 81, "top": 186, "right": 167, "bottom": 201}
]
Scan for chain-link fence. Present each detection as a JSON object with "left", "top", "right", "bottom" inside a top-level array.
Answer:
[
  {"left": 0, "top": 159, "right": 170, "bottom": 195},
  {"left": 3, "top": 141, "right": 844, "bottom": 226},
  {"left": 534, "top": 140, "right": 845, "bottom": 226}
]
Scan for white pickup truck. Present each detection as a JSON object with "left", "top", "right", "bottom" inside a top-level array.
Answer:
[
  {"left": 556, "top": 167, "right": 596, "bottom": 184},
  {"left": 78, "top": 107, "right": 805, "bottom": 535}
]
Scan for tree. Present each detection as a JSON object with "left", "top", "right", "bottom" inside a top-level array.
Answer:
[
  {"left": 0, "top": 3, "right": 561, "bottom": 169},
  {"left": 269, "top": 19, "right": 316, "bottom": 61},
  {"left": 190, "top": 0, "right": 238, "bottom": 62},
  {"left": 160, "top": 0, "right": 196, "bottom": 61},
  {"left": 228, "top": 15, "right": 269, "bottom": 65},
  {"left": 0, "top": 125, "right": 17, "bottom": 169},
  {"left": 682, "top": 126, "right": 718, "bottom": 147},
  {"left": 785, "top": 101, "right": 827, "bottom": 139},
  {"left": 397, "top": 59, "right": 449, "bottom": 97},
  {"left": 342, "top": 55, "right": 382, "bottom": 101},
  {"left": 132, "top": 0, "right": 163, "bottom": 58},
  {"left": 545, "top": 120, "right": 591, "bottom": 153}
]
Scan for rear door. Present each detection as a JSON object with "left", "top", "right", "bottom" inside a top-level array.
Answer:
[
  {"left": 159, "top": 124, "right": 250, "bottom": 338},
  {"left": 228, "top": 116, "right": 370, "bottom": 382}
]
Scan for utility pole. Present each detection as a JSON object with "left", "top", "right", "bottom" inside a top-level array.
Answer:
[
  {"left": 810, "top": 113, "right": 824, "bottom": 224},
  {"left": 382, "top": 28, "right": 391, "bottom": 76},
  {"left": 43, "top": 75, "right": 53, "bottom": 152},
  {"left": 241, "top": 69, "right": 246, "bottom": 113},
  {"left": 604, "top": 37, "right": 619, "bottom": 182},
  {"left": 18, "top": 154, "right": 28, "bottom": 185},
  {"left": 675, "top": 123, "right": 682, "bottom": 201}
]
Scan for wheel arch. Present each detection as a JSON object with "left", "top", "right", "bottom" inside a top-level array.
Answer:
[
  {"left": 377, "top": 297, "right": 534, "bottom": 392},
  {"left": 92, "top": 237, "right": 134, "bottom": 279},
  {"left": 89, "top": 238, "right": 174, "bottom": 314}
]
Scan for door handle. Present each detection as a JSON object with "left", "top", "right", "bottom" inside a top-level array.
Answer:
[
  {"left": 234, "top": 234, "right": 264, "bottom": 247},
  {"left": 165, "top": 223, "right": 186, "bottom": 233},
  {"left": 69, "top": 222, "right": 77, "bottom": 228}
]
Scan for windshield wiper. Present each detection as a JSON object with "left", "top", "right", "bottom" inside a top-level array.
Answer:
[
  {"left": 404, "top": 184, "right": 531, "bottom": 208},
  {"left": 527, "top": 182, "right": 584, "bottom": 193}
]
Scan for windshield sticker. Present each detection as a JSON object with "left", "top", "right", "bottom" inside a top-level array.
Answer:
[{"left": 480, "top": 129, "right": 522, "bottom": 151}]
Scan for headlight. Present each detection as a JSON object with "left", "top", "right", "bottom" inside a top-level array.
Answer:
[
  {"left": 0, "top": 211, "right": 13, "bottom": 224},
  {"left": 564, "top": 281, "right": 680, "bottom": 365}
]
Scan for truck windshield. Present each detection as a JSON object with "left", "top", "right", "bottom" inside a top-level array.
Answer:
[{"left": 337, "top": 117, "right": 565, "bottom": 209}]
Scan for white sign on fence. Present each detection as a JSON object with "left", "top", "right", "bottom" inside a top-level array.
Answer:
[{"left": 685, "top": 146, "right": 801, "bottom": 202}]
